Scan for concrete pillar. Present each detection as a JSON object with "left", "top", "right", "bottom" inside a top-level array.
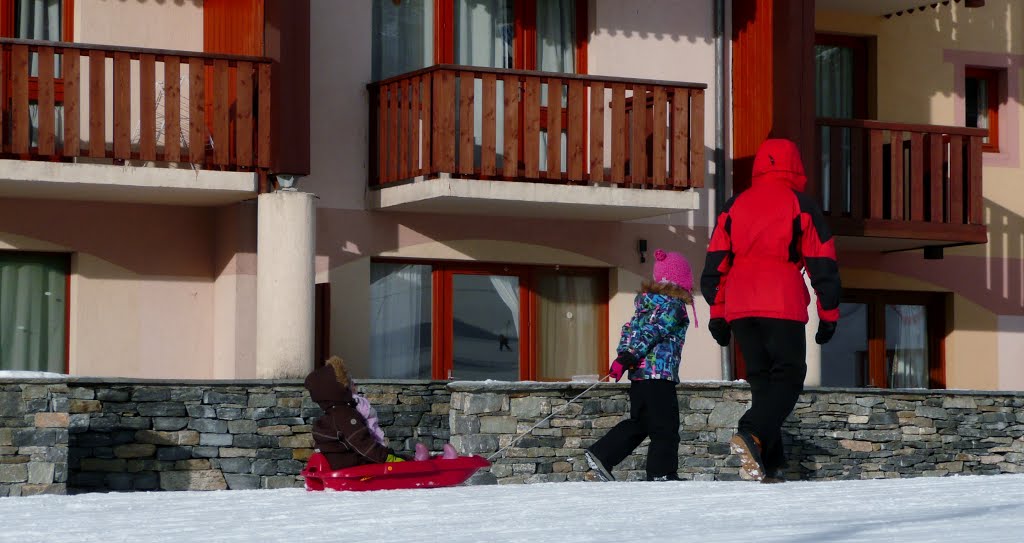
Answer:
[
  {"left": 256, "top": 191, "right": 316, "bottom": 379},
  {"left": 804, "top": 272, "right": 822, "bottom": 386}
]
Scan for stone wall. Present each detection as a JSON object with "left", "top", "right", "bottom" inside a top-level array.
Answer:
[
  {"left": 448, "top": 382, "right": 1024, "bottom": 484},
  {"left": 5, "top": 377, "right": 1024, "bottom": 495},
  {"left": 1, "top": 378, "right": 450, "bottom": 495}
]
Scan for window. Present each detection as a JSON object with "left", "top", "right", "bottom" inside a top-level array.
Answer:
[
  {"left": 0, "top": 252, "right": 69, "bottom": 373},
  {"left": 1, "top": 0, "right": 74, "bottom": 149},
  {"left": 372, "top": 0, "right": 587, "bottom": 80},
  {"left": 369, "top": 260, "right": 607, "bottom": 381},
  {"left": 965, "top": 67, "right": 1000, "bottom": 153},
  {"left": 820, "top": 289, "right": 947, "bottom": 389}
]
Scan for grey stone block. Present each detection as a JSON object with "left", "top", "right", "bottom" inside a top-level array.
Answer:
[
  {"left": 228, "top": 420, "right": 258, "bottom": 434},
  {"left": 216, "top": 458, "right": 253, "bottom": 474},
  {"left": 262, "top": 475, "right": 302, "bottom": 489},
  {"left": 251, "top": 459, "right": 278, "bottom": 476},
  {"left": 204, "top": 392, "right": 247, "bottom": 405},
  {"left": 248, "top": 394, "right": 277, "bottom": 408},
  {"left": 153, "top": 417, "right": 190, "bottom": 431},
  {"left": 191, "top": 446, "right": 220, "bottom": 458},
  {"left": 95, "top": 389, "right": 130, "bottom": 402},
  {"left": 118, "top": 417, "right": 151, "bottom": 430},
  {"left": 105, "top": 472, "right": 134, "bottom": 491},
  {"left": 186, "top": 405, "right": 217, "bottom": 419},
  {"left": 225, "top": 474, "right": 261, "bottom": 490},
  {"left": 156, "top": 446, "right": 193, "bottom": 461},
  {"left": 132, "top": 388, "right": 171, "bottom": 402},
  {"left": 256, "top": 448, "right": 293, "bottom": 460},
  {"left": 0, "top": 463, "right": 28, "bottom": 483},
  {"left": 199, "top": 433, "right": 233, "bottom": 447},
  {"left": 189, "top": 419, "right": 228, "bottom": 434},
  {"left": 68, "top": 414, "right": 90, "bottom": 433},
  {"left": 169, "top": 388, "right": 204, "bottom": 402},
  {"left": 217, "top": 407, "right": 244, "bottom": 420},
  {"left": 138, "top": 403, "right": 188, "bottom": 417},
  {"left": 233, "top": 434, "right": 278, "bottom": 448},
  {"left": 134, "top": 472, "right": 160, "bottom": 490}
]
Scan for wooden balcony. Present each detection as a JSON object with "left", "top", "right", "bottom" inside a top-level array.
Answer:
[
  {"left": 0, "top": 38, "right": 271, "bottom": 180},
  {"left": 816, "top": 118, "right": 988, "bottom": 251},
  {"left": 367, "top": 65, "right": 706, "bottom": 220}
]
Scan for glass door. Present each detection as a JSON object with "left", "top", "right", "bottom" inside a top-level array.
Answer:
[
  {"left": 448, "top": 272, "right": 522, "bottom": 380},
  {"left": 821, "top": 302, "right": 871, "bottom": 387}
]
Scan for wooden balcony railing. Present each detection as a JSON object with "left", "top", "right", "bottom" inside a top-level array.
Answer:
[
  {"left": 816, "top": 118, "right": 987, "bottom": 242},
  {"left": 369, "top": 65, "right": 706, "bottom": 189},
  {"left": 0, "top": 38, "right": 271, "bottom": 173}
]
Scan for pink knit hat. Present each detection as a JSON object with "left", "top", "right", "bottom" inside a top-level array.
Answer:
[
  {"left": 652, "top": 249, "right": 698, "bottom": 327},
  {"left": 653, "top": 249, "right": 693, "bottom": 291}
]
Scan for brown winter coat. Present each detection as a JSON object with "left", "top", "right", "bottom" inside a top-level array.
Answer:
[{"left": 304, "top": 365, "right": 397, "bottom": 470}]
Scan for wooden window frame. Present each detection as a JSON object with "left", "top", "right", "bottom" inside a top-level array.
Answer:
[
  {"left": 841, "top": 288, "right": 947, "bottom": 390},
  {"left": 965, "top": 66, "right": 1000, "bottom": 153},
  {"left": 814, "top": 33, "right": 870, "bottom": 120},
  {"left": 373, "top": 257, "right": 608, "bottom": 381}
]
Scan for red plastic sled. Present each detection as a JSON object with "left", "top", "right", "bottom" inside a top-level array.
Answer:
[{"left": 301, "top": 452, "right": 491, "bottom": 492}]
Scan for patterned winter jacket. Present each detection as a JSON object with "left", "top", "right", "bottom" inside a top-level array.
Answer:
[{"left": 617, "top": 291, "right": 689, "bottom": 382}]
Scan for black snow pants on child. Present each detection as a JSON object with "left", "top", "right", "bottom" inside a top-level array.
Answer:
[
  {"left": 732, "top": 317, "right": 807, "bottom": 474},
  {"left": 588, "top": 379, "right": 680, "bottom": 479}
]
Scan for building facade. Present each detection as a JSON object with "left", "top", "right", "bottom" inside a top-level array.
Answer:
[{"left": 1, "top": 0, "right": 1021, "bottom": 392}]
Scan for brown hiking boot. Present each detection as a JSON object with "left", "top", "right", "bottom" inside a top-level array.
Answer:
[{"left": 730, "top": 431, "right": 765, "bottom": 482}]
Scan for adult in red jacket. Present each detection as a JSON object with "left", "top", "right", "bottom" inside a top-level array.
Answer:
[{"left": 701, "top": 138, "right": 841, "bottom": 482}]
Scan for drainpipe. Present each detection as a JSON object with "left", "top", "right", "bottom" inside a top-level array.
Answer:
[{"left": 713, "top": 0, "right": 733, "bottom": 381}]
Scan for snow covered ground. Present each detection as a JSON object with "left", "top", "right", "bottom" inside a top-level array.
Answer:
[{"left": 3, "top": 474, "right": 1024, "bottom": 542}]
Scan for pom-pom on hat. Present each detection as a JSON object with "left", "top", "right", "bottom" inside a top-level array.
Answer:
[{"left": 652, "top": 249, "right": 693, "bottom": 292}]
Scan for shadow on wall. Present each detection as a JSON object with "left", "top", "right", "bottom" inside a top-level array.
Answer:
[{"left": 591, "top": 0, "right": 716, "bottom": 45}]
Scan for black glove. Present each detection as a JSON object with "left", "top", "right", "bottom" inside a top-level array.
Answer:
[
  {"left": 708, "top": 318, "right": 731, "bottom": 347},
  {"left": 815, "top": 320, "right": 837, "bottom": 345}
]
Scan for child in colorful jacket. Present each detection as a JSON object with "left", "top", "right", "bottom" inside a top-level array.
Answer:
[
  {"left": 585, "top": 249, "right": 695, "bottom": 481},
  {"left": 304, "top": 355, "right": 456, "bottom": 470}
]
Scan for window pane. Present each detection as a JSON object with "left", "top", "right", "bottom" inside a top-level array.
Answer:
[
  {"left": 815, "top": 45, "right": 854, "bottom": 118},
  {"left": 369, "top": 263, "right": 432, "bottom": 379},
  {"left": 886, "top": 304, "right": 928, "bottom": 388},
  {"left": 451, "top": 274, "right": 518, "bottom": 380},
  {"left": 0, "top": 252, "right": 67, "bottom": 373},
  {"left": 821, "top": 302, "right": 869, "bottom": 387},
  {"left": 372, "top": 0, "right": 434, "bottom": 80},
  {"left": 966, "top": 76, "right": 990, "bottom": 143},
  {"left": 536, "top": 273, "right": 601, "bottom": 380},
  {"left": 455, "top": 0, "right": 514, "bottom": 69},
  {"left": 536, "top": 0, "right": 576, "bottom": 74}
]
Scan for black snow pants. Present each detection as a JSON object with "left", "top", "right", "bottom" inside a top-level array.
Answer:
[
  {"left": 732, "top": 317, "right": 807, "bottom": 473},
  {"left": 588, "top": 379, "right": 680, "bottom": 479}
]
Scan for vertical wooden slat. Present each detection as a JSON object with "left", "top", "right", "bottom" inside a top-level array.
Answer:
[
  {"left": 670, "top": 88, "right": 689, "bottom": 186},
  {"left": 62, "top": 50, "right": 83, "bottom": 157},
  {"left": 164, "top": 59, "right": 182, "bottom": 163},
  {"left": 889, "top": 130, "right": 903, "bottom": 221},
  {"left": 502, "top": 74, "right": 519, "bottom": 179},
  {"left": 432, "top": 70, "right": 456, "bottom": 173},
  {"left": 524, "top": 76, "right": 541, "bottom": 179},
  {"left": 189, "top": 57, "right": 206, "bottom": 164},
  {"left": 139, "top": 54, "right": 157, "bottom": 162},
  {"left": 869, "top": 129, "right": 884, "bottom": 219},
  {"left": 610, "top": 83, "right": 626, "bottom": 183},
  {"left": 88, "top": 50, "right": 105, "bottom": 158},
  {"left": 546, "top": 78, "right": 562, "bottom": 179},
  {"left": 388, "top": 82, "right": 399, "bottom": 181},
  {"left": 458, "top": 72, "right": 475, "bottom": 175},
  {"left": 234, "top": 61, "right": 253, "bottom": 167},
  {"left": 910, "top": 132, "right": 924, "bottom": 221},
  {"left": 588, "top": 82, "right": 605, "bottom": 182},
  {"left": 949, "top": 134, "right": 964, "bottom": 224},
  {"left": 567, "top": 80, "right": 584, "bottom": 181},
  {"left": 257, "top": 62, "right": 271, "bottom": 169},
  {"left": 421, "top": 72, "right": 433, "bottom": 174},
  {"left": 113, "top": 52, "right": 131, "bottom": 160},
  {"left": 213, "top": 59, "right": 230, "bottom": 166},
  {"left": 410, "top": 76, "right": 422, "bottom": 176},
  {"left": 481, "top": 73, "right": 497, "bottom": 177},
  {"left": 850, "top": 127, "right": 864, "bottom": 219},
  {"left": 689, "top": 90, "right": 705, "bottom": 188},
  {"left": 37, "top": 47, "right": 56, "bottom": 156},
  {"left": 829, "top": 126, "right": 843, "bottom": 215},
  {"left": 629, "top": 85, "right": 647, "bottom": 185},
  {"left": 398, "top": 80, "right": 409, "bottom": 179},
  {"left": 650, "top": 86, "right": 667, "bottom": 186},
  {"left": 928, "top": 132, "right": 943, "bottom": 222},
  {"left": 968, "top": 135, "right": 983, "bottom": 225},
  {"left": 376, "top": 85, "right": 388, "bottom": 183},
  {"left": 11, "top": 45, "right": 31, "bottom": 154}
]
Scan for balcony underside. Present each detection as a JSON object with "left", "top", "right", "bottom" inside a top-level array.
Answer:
[
  {"left": 830, "top": 216, "right": 988, "bottom": 252},
  {"left": 367, "top": 175, "right": 699, "bottom": 221},
  {"left": 0, "top": 159, "right": 256, "bottom": 206}
]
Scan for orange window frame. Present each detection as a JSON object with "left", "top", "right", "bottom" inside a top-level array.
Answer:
[
  {"left": 965, "top": 66, "right": 1000, "bottom": 153},
  {"left": 375, "top": 258, "right": 608, "bottom": 381}
]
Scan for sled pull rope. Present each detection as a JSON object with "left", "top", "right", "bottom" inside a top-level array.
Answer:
[{"left": 486, "top": 375, "right": 611, "bottom": 461}]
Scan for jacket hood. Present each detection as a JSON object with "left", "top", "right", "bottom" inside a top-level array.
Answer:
[
  {"left": 751, "top": 138, "right": 807, "bottom": 192},
  {"left": 304, "top": 364, "right": 353, "bottom": 410}
]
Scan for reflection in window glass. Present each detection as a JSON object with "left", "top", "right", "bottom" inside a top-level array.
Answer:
[
  {"left": 821, "top": 303, "right": 869, "bottom": 387},
  {"left": 451, "top": 274, "right": 519, "bottom": 381}
]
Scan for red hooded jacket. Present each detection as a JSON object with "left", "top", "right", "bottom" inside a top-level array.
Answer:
[{"left": 701, "top": 138, "right": 841, "bottom": 324}]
